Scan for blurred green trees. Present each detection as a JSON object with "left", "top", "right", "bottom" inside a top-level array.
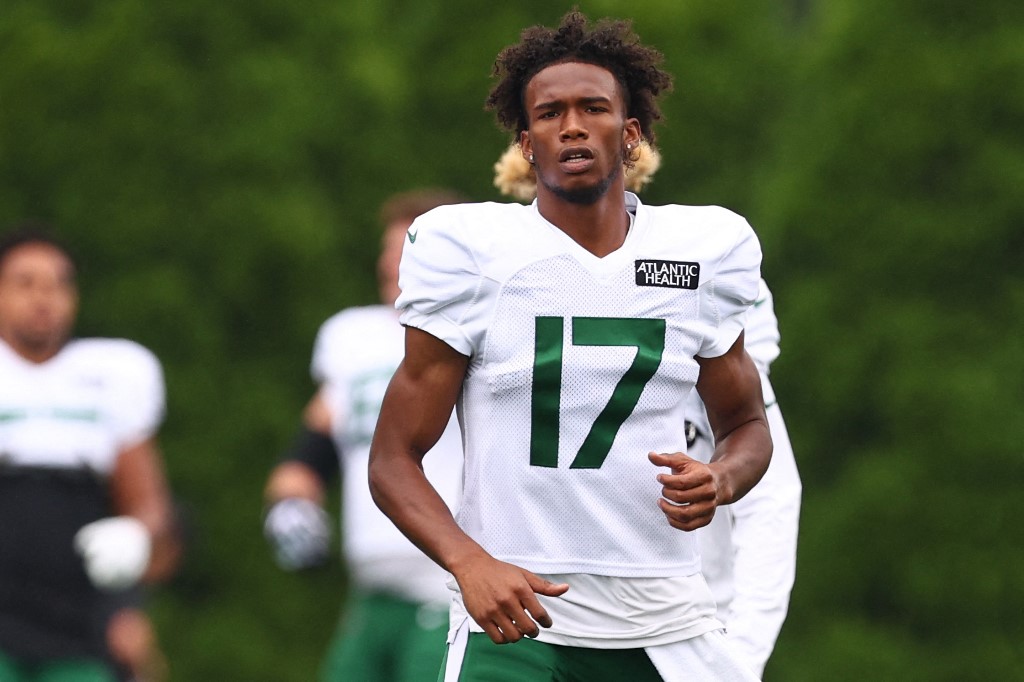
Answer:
[
  {"left": 757, "top": 2, "right": 1024, "bottom": 679},
  {"left": 1, "top": 0, "right": 1021, "bottom": 679}
]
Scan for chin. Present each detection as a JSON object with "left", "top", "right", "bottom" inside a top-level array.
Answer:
[
  {"left": 543, "top": 164, "right": 620, "bottom": 206},
  {"left": 551, "top": 185, "right": 603, "bottom": 205}
]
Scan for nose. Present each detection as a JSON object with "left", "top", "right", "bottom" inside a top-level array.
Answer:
[{"left": 559, "top": 109, "right": 588, "bottom": 141}]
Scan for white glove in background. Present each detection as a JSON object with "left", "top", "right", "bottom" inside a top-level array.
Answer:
[
  {"left": 74, "top": 516, "right": 152, "bottom": 591},
  {"left": 263, "top": 497, "right": 331, "bottom": 571}
]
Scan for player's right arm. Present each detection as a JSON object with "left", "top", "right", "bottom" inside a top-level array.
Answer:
[{"left": 369, "top": 325, "right": 568, "bottom": 645}]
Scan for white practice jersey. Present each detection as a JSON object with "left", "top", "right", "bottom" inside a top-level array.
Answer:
[
  {"left": 0, "top": 338, "right": 165, "bottom": 473},
  {"left": 311, "top": 305, "right": 463, "bottom": 605},
  {"left": 687, "top": 280, "right": 802, "bottom": 676},
  {"left": 398, "top": 193, "right": 761, "bottom": 578}
]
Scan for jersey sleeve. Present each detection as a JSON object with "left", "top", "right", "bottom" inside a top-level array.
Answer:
[
  {"left": 744, "top": 278, "right": 781, "bottom": 373},
  {"left": 108, "top": 342, "right": 166, "bottom": 448},
  {"left": 697, "top": 216, "right": 763, "bottom": 358},
  {"left": 395, "top": 206, "right": 483, "bottom": 357}
]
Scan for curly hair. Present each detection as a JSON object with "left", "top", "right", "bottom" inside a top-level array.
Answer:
[{"left": 486, "top": 10, "right": 673, "bottom": 144}]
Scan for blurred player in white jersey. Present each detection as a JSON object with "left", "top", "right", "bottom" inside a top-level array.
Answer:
[
  {"left": 685, "top": 280, "right": 801, "bottom": 677},
  {"left": 494, "top": 141, "right": 802, "bottom": 676},
  {"left": 369, "top": 11, "right": 772, "bottom": 682},
  {"left": 0, "top": 227, "right": 179, "bottom": 682},
  {"left": 263, "top": 190, "right": 466, "bottom": 682}
]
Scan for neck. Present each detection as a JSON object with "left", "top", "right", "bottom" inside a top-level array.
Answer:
[{"left": 535, "top": 185, "right": 630, "bottom": 258}]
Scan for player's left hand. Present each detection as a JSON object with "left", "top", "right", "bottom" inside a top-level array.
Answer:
[
  {"left": 74, "top": 516, "right": 153, "bottom": 591},
  {"left": 648, "top": 451, "right": 722, "bottom": 531}
]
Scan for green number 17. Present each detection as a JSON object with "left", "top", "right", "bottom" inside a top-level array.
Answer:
[{"left": 530, "top": 316, "right": 666, "bottom": 469}]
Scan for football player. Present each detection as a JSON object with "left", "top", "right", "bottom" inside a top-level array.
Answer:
[
  {"left": 493, "top": 142, "right": 802, "bottom": 677},
  {"left": 0, "top": 228, "right": 179, "bottom": 682},
  {"left": 263, "top": 190, "right": 466, "bottom": 682},
  {"left": 369, "top": 11, "right": 772, "bottom": 682}
]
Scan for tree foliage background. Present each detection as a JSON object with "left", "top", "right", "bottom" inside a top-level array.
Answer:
[{"left": 1, "top": 0, "right": 1021, "bottom": 679}]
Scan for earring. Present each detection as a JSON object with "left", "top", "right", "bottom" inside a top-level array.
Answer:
[
  {"left": 626, "top": 144, "right": 632, "bottom": 150},
  {"left": 529, "top": 154, "right": 534, "bottom": 163}
]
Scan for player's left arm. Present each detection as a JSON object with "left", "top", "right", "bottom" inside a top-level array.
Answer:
[
  {"left": 107, "top": 437, "right": 181, "bottom": 583},
  {"left": 650, "top": 332, "right": 772, "bottom": 531}
]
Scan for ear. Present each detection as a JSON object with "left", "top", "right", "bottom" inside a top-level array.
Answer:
[
  {"left": 623, "top": 118, "right": 642, "bottom": 149},
  {"left": 519, "top": 130, "right": 533, "bottom": 160}
]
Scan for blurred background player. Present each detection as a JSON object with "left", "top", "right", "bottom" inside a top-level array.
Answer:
[
  {"left": 686, "top": 280, "right": 801, "bottom": 677},
  {"left": 263, "top": 190, "right": 467, "bottom": 682},
  {"left": 0, "top": 227, "right": 180, "bottom": 682},
  {"left": 495, "top": 141, "right": 802, "bottom": 676}
]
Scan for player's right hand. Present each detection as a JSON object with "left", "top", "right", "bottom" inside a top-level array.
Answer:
[
  {"left": 453, "top": 553, "right": 569, "bottom": 645},
  {"left": 263, "top": 497, "right": 331, "bottom": 571}
]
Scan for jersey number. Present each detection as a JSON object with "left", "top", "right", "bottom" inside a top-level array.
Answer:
[{"left": 530, "top": 316, "right": 666, "bottom": 469}]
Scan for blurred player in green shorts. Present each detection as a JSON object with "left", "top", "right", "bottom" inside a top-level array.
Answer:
[
  {"left": 263, "top": 191, "right": 466, "bottom": 682},
  {"left": 0, "top": 227, "right": 179, "bottom": 682}
]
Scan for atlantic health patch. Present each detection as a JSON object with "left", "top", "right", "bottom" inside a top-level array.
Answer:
[{"left": 634, "top": 259, "right": 700, "bottom": 290}]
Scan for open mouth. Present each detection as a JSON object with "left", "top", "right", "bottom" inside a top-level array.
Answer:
[{"left": 558, "top": 147, "right": 595, "bottom": 173}]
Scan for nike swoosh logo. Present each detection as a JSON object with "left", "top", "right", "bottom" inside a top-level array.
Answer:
[{"left": 407, "top": 228, "right": 418, "bottom": 243}]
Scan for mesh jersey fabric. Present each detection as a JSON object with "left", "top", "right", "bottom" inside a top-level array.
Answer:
[{"left": 397, "top": 193, "right": 762, "bottom": 578}]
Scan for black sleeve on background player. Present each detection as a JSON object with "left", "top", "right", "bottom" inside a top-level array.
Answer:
[{"left": 281, "top": 426, "right": 340, "bottom": 485}]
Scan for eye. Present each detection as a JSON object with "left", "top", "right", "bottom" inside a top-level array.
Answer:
[{"left": 538, "top": 110, "right": 558, "bottom": 119}]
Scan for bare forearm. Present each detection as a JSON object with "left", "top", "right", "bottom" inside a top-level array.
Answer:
[
  {"left": 369, "top": 443, "right": 486, "bottom": 574},
  {"left": 697, "top": 336, "right": 774, "bottom": 505},
  {"left": 709, "top": 418, "right": 773, "bottom": 504}
]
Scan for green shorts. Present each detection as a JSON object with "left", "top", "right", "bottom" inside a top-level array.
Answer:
[
  {"left": 438, "top": 622, "right": 759, "bottom": 682},
  {"left": 321, "top": 591, "right": 449, "bottom": 682},
  {"left": 0, "top": 649, "right": 116, "bottom": 682},
  {"left": 438, "top": 633, "right": 665, "bottom": 682}
]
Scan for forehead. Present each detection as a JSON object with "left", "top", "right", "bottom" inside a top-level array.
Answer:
[
  {"left": 525, "top": 61, "right": 623, "bottom": 107},
  {"left": 0, "top": 242, "right": 75, "bottom": 279}
]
